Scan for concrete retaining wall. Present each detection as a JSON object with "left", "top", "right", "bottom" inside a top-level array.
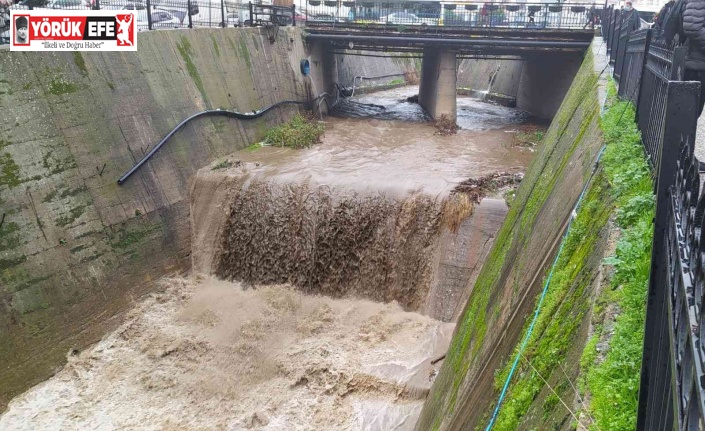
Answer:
[
  {"left": 456, "top": 58, "right": 524, "bottom": 98},
  {"left": 336, "top": 52, "right": 419, "bottom": 87},
  {"left": 0, "top": 26, "right": 319, "bottom": 409},
  {"left": 416, "top": 45, "right": 604, "bottom": 430}
]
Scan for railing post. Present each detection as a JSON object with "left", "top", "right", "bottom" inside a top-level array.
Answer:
[
  {"left": 146, "top": 0, "right": 153, "bottom": 30},
  {"left": 220, "top": 0, "right": 225, "bottom": 27},
  {"left": 634, "top": 29, "right": 652, "bottom": 115},
  {"left": 249, "top": 1, "right": 254, "bottom": 26},
  {"left": 542, "top": 4, "right": 548, "bottom": 29},
  {"left": 292, "top": 4, "right": 296, "bottom": 26},
  {"left": 637, "top": 80, "right": 700, "bottom": 431},
  {"left": 671, "top": 47, "right": 687, "bottom": 81},
  {"left": 187, "top": 0, "right": 193, "bottom": 28},
  {"left": 93, "top": 0, "right": 100, "bottom": 11}
]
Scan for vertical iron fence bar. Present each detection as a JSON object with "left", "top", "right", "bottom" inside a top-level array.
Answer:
[
  {"left": 187, "top": 0, "right": 193, "bottom": 28},
  {"left": 146, "top": 0, "right": 153, "bottom": 30},
  {"left": 614, "top": 23, "right": 628, "bottom": 82},
  {"left": 672, "top": 47, "right": 687, "bottom": 81},
  {"left": 634, "top": 29, "right": 653, "bottom": 113},
  {"left": 249, "top": 1, "right": 253, "bottom": 26},
  {"left": 610, "top": 11, "right": 621, "bottom": 63},
  {"left": 292, "top": 4, "right": 296, "bottom": 26},
  {"left": 220, "top": 0, "right": 225, "bottom": 27},
  {"left": 637, "top": 80, "right": 701, "bottom": 431}
]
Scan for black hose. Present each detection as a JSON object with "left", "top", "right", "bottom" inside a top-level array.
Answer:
[{"left": 117, "top": 99, "right": 311, "bottom": 185}]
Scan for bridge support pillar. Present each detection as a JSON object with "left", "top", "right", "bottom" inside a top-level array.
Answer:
[{"left": 419, "top": 49, "right": 457, "bottom": 121}]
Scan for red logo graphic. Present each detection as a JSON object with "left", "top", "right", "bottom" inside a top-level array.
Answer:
[{"left": 115, "top": 14, "right": 134, "bottom": 46}]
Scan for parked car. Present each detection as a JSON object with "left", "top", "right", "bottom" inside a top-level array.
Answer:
[
  {"left": 225, "top": 11, "right": 238, "bottom": 26},
  {"left": 379, "top": 12, "right": 426, "bottom": 25},
  {"left": 103, "top": 3, "right": 181, "bottom": 27},
  {"left": 147, "top": 8, "right": 180, "bottom": 26}
]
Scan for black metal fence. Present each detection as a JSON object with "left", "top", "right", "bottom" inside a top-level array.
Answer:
[
  {"left": 605, "top": 4, "right": 705, "bottom": 430},
  {"left": 0, "top": 0, "right": 294, "bottom": 42},
  {"left": 302, "top": 1, "right": 598, "bottom": 29}
]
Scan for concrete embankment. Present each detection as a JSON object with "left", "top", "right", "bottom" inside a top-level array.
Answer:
[
  {"left": 0, "top": 26, "right": 419, "bottom": 409},
  {"left": 416, "top": 45, "right": 607, "bottom": 430}
]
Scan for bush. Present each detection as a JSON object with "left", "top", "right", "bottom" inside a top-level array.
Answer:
[{"left": 264, "top": 113, "right": 325, "bottom": 149}]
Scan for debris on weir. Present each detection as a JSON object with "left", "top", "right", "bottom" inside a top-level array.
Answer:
[
  {"left": 451, "top": 172, "right": 524, "bottom": 203},
  {"left": 434, "top": 115, "right": 460, "bottom": 136}
]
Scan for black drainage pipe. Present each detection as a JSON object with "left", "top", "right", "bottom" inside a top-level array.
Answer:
[{"left": 117, "top": 100, "right": 310, "bottom": 185}]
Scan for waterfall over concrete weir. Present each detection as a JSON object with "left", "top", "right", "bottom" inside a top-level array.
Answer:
[{"left": 191, "top": 87, "right": 535, "bottom": 321}]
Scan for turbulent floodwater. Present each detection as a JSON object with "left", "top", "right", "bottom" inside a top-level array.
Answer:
[
  {"left": 0, "top": 277, "right": 454, "bottom": 430},
  {"left": 0, "top": 86, "right": 543, "bottom": 430}
]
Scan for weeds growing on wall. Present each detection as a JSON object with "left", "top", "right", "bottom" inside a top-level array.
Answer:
[
  {"left": 579, "top": 82, "right": 654, "bottom": 431},
  {"left": 264, "top": 113, "right": 325, "bottom": 149},
  {"left": 483, "top": 81, "right": 653, "bottom": 431}
]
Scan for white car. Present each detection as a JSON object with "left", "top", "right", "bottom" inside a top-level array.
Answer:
[{"left": 379, "top": 12, "right": 426, "bottom": 25}]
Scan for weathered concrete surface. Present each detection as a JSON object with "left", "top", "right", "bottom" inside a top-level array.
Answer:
[
  {"left": 517, "top": 52, "right": 584, "bottom": 119},
  {"left": 336, "top": 52, "right": 419, "bottom": 88},
  {"left": 416, "top": 45, "right": 603, "bottom": 430},
  {"left": 0, "top": 27, "right": 317, "bottom": 409},
  {"left": 457, "top": 58, "right": 524, "bottom": 98},
  {"left": 419, "top": 49, "right": 457, "bottom": 120}
]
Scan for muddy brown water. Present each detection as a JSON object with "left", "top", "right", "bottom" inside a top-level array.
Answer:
[
  {"left": 210, "top": 86, "right": 541, "bottom": 317},
  {"left": 235, "top": 86, "right": 535, "bottom": 197},
  {"left": 0, "top": 87, "right": 544, "bottom": 430}
]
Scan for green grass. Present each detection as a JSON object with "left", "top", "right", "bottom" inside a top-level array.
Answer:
[
  {"left": 388, "top": 78, "right": 405, "bottom": 85},
  {"left": 578, "top": 81, "right": 654, "bottom": 431},
  {"left": 211, "top": 160, "right": 234, "bottom": 170},
  {"left": 480, "top": 80, "right": 653, "bottom": 431},
  {"left": 488, "top": 166, "right": 612, "bottom": 431},
  {"left": 264, "top": 114, "right": 324, "bottom": 149}
]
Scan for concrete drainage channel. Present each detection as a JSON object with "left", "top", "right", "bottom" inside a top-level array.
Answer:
[{"left": 0, "top": 79, "right": 543, "bottom": 429}]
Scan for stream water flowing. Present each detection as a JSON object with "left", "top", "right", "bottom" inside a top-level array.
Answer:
[{"left": 0, "top": 86, "right": 545, "bottom": 430}]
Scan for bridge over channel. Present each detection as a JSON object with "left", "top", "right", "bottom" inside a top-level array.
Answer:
[{"left": 302, "top": 1, "right": 597, "bottom": 119}]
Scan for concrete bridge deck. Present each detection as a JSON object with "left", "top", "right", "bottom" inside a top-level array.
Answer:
[{"left": 305, "top": 27, "right": 595, "bottom": 56}]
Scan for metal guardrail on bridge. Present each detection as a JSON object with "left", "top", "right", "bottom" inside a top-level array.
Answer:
[
  {"left": 302, "top": 1, "right": 599, "bottom": 30},
  {"left": 606, "top": 4, "right": 705, "bottom": 429},
  {"left": 0, "top": 0, "right": 293, "bottom": 42}
]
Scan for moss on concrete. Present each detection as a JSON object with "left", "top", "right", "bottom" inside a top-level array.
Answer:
[
  {"left": 211, "top": 34, "right": 221, "bottom": 58},
  {"left": 0, "top": 222, "right": 22, "bottom": 252},
  {"left": 417, "top": 48, "right": 602, "bottom": 431},
  {"left": 238, "top": 36, "right": 252, "bottom": 71},
  {"left": 0, "top": 153, "right": 21, "bottom": 188},
  {"left": 176, "top": 36, "right": 209, "bottom": 105},
  {"left": 55, "top": 205, "right": 86, "bottom": 228},
  {"left": 47, "top": 78, "right": 78, "bottom": 95},
  {"left": 73, "top": 52, "right": 88, "bottom": 76},
  {"left": 108, "top": 222, "right": 162, "bottom": 250}
]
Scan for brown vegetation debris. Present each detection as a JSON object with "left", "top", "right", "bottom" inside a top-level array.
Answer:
[
  {"left": 434, "top": 114, "right": 459, "bottom": 136},
  {"left": 451, "top": 172, "right": 524, "bottom": 203}
]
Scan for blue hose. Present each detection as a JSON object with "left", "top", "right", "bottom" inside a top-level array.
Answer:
[{"left": 484, "top": 144, "right": 607, "bottom": 431}]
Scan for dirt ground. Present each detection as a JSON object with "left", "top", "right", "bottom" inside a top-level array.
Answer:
[{"left": 0, "top": 276, "right": 454, "bottom": 431}]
